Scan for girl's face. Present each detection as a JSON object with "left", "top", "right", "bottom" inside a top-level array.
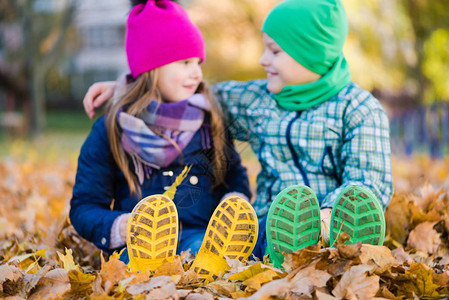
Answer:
[
  {"left": 157, "top": 57, "right": 203, "bottom": 102},
  {"left": 259, "top": 33, "right": 321, "bottom": 94}
]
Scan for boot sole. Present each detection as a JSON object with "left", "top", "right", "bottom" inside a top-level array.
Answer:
[
  {"left": 126, "top": 194, "right": 178, "bottom": 273},
  {"left": 330, "top": 186, "right": 385, "bottom": 246},
  {"left": 266, "top": 185, "right": 320, "bottom": 268},
  {"left": 190, "top": 196, "right": 258, "bottom": 282}
]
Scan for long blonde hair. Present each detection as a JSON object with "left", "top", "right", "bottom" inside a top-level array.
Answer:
[{"left": 106, "top": 70, "right": 227, "bottom": 196}]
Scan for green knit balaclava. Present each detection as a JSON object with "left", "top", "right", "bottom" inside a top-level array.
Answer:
[{"left": 262, "top": 0, "right": 352, "bottom": 111}]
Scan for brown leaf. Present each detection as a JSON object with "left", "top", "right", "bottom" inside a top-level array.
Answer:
[
  {"left": 282, "top": 244, "right": 321, "bottom": 272},
  {"left": 0, "top": 264, "right": 22, "bottom": 290},
  {"left": 127, "top": 275, "right": 174, "bottom": 295},
  {"left": 359, "top": 245, "right": 397, "bottom": 271},
  {"left": 314, "top": 288, "right": 339, "bottom": 299},
  {"left": 153, "top": 256, "right": 185, "bottom": 277},
  {"left": 385, "top": 194, "right": 411, "bottom": 244},
  {"left": 394, "top": 263, "right": 440, "bottom": 298},
  {"left": 409, "top": 201, "right": 440, "bottom": 226},
  {"left": 287, "top": 264, "right": 332, "bottom": 298},
  {"left": 91, "top": 274, "right": 105, "bottom": 295},
  {"left": 28, "top": 268, "right": 70, "bottom": 300},
  {"left": 185, "top": 292, "right": 213, "bottom": 300},
  {"left": 5, "top": 265, "right": 51, "bottom": 298},
  {"left": 377, "top": 286, "right": 402, "bottom": 300},
  {"left": 391, "top": 247, "right": 413, "bottom": 265},
  {"left": 407, "top": 221, "right": 441, "bottom": 254},
  {"left": 336, "top": 233, "right": 362, "bottom": 259},
  {"left": 332, "top": 264, "right": 379, "bottom": 300},
  {"left": 207, "top": 280, "right": 240, "bottom": 297},
  {"left": 99, "top": 253, "right": 130, "bottom": 285},
  {"left": 243, "top": 263, "right": 331, "bottom": 299},
  {"left": 178, "top": 269, "right": 200, "bottom": 285},
  {"left": 412, "top": 184, "right": 442, "bottom": 211}
]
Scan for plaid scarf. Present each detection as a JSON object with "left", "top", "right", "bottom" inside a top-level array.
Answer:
[{"left": 118, "top": 93, "right": 211, "bottom": 184}]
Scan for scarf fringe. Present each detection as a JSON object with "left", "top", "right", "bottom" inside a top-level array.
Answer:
[{"left": 130, "top": 153, "right": 159, "bottom": 184}]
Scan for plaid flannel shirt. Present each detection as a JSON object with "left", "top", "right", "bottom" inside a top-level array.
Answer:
[{"left": 213, "top": 80, "right": 393, "bottom": 218}]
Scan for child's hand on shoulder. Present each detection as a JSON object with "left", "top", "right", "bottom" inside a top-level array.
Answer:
[{"left": 83, "top": 81, "right": 117, "bottom": 119}]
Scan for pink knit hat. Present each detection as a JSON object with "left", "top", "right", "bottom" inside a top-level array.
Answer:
[{"left": 126, "top": 0, "right": 205, "bottom": 78}]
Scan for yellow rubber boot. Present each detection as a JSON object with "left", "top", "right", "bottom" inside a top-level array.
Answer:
[
  {"left": 126, "top": 194, "right": 178, "bottom": 273},
  {"left": 190, "top": 196, "right": 258, "bottom": 282}
]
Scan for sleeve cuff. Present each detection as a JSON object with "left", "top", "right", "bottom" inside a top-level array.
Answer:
[{"left": 109, "top": 213, "right": 129, "bottom": 249}]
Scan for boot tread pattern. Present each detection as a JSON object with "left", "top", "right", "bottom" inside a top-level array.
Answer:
[
  {"left": 330, "top": 186, "right": 385, "bottom": 246},
  {"left": 191, "top": 196, "right": 258, "bottom": 281},
  {"left": 127, "top": 195, "right": 178, "bottom": 273},
  {"left": 267, "top": 186, "right": 320, "bottom": 253}
]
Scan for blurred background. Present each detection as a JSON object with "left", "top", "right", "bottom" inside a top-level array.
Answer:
[
  {"left": 0, "top": 0, "right": 449, "bottom": 157},
  {"left": 0, "top": 0, "right": 449, "bottom": 247}
]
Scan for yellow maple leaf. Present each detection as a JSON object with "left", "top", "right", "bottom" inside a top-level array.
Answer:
[
  {"left": 163, "top": 165, "right": 191, "bottom": 200},
  {"left": 68, "top": 269, "right": 96, "bottom": 297},
  {"left": 228, "top": 262, "right": 268, "bottom": 281},
  {"left": 57, "top": 248, "right": 79, "bottom": 271},
  {"left": 242, "top": 269, "right": 281, "bottom": 292}
]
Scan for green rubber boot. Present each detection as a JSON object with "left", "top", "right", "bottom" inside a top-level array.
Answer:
[
  {"left": 330, "top": 185, "right": 385, "bottom": 246},
  {"left": 266, "top": 185, "right": 321, "bottom": 268}
]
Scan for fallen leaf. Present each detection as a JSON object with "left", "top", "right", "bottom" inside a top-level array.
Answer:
[
  {"left": 28, "top": 268, "right": 70, "bottom": 300},
  {"left": 391, "top": 247, "right": 413, "bottom": 265},
  {"left": 242, "top": 269, "right": 280, "bottom": 292},
  {"left": 228, "top": 262, "right": 268, "bottom": 281},
  {"left": 207, "top": 280, "right": 240, "bottom": 297},
  {"left": 287, "top": 263, "right": 332, "bottom": 298},
  {"left": 57, "top": 248, "right": 79, "bottom": 271},
  {"left": 178, "top": 269, "right": 199, "bottom": 285},
  {"left": 394, "top": 263, "right": 440, "bottom": 298},
  {"left": 0, "top": 264, "right": 22, "bottom": 289},
  {"left": 243, "top": 262, "right": 331, "bottom": 299},
  {"left": 282, "top": 244, "right": 322, "bottom": 272},
  {"left": 337, "top": 236, "right": 362, "bottom": 259},
  {"left": 412, "top": 184, "right": 441, "bottom": 211},
  {"left": 68, "top": 269, "right": 96, "bottom": 297},
  {"left": 407, "top": 222, "right": 440, "bottom": 254},
  {"left": 8, "top": 265, "right": 51, "bottom": 298},
  {"left": 153, "top": 256, "right": 185, "bottom": 277},
  {"left": 385, "top": 194, "right": 411, "bottom": 244},
  {"left": 127, "top": 275, "right": 173, "bottom": 295},
  {"left": 359, "top": 244, "right": 397, "bottom": 271},
  {"left": 314, "top": 289, "right": 339, "bottom": 299},
  {"left": 185, "top": 292, "right": 213, "bottom": 300},
  {"left": 332, "top": 264, "right": 379, "bottom": 300},
  {"left": 99, "top": 253, "right": 130, "bottom": 285}
]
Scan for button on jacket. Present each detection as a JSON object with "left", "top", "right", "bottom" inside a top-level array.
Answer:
[
  {"left": 70, "top": 116, "right": 251, "bottom": 253},
  {"left": 213, "top": 80, "right": 393, "bottom": 217}
]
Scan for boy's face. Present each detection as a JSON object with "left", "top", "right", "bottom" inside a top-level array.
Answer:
[
  {"left": 260, "top": 33, "right": 321, "bottom": 94},
  {"left": 157, "top": 57, "right": 203, "bottom": 102}
]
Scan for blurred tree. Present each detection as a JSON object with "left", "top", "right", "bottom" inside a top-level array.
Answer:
[
  {"left": 343, "top": 0, "right": 449, "bottom": 104},
  {"left": 0, "top": 0, "right": 77, "bottom": 136},
  {"left": 187, "top": 0, "right": 448, "bottom": 104},
  {"left": 187, "top": 0, "right": 278, "bottom": 83}
]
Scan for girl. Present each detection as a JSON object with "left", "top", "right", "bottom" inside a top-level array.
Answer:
[
  {"left": 82, "top": 0, "right": 393, "bottom": 269},
  {"left": 70, "top": 0, "right": 258, "bottom": 280}
]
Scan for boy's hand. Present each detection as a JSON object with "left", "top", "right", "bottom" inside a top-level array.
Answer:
[{"left": 83, "top": 81, "right": 117, "bottom": 119}]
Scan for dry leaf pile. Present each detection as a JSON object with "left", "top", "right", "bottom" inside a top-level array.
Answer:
[{"left": 1, "top": 153, "right": 449, "bottom": 299}]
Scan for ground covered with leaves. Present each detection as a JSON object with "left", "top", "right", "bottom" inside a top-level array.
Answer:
[{"left": 2, "top": 147, "right": 449, "bottom": 299}]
